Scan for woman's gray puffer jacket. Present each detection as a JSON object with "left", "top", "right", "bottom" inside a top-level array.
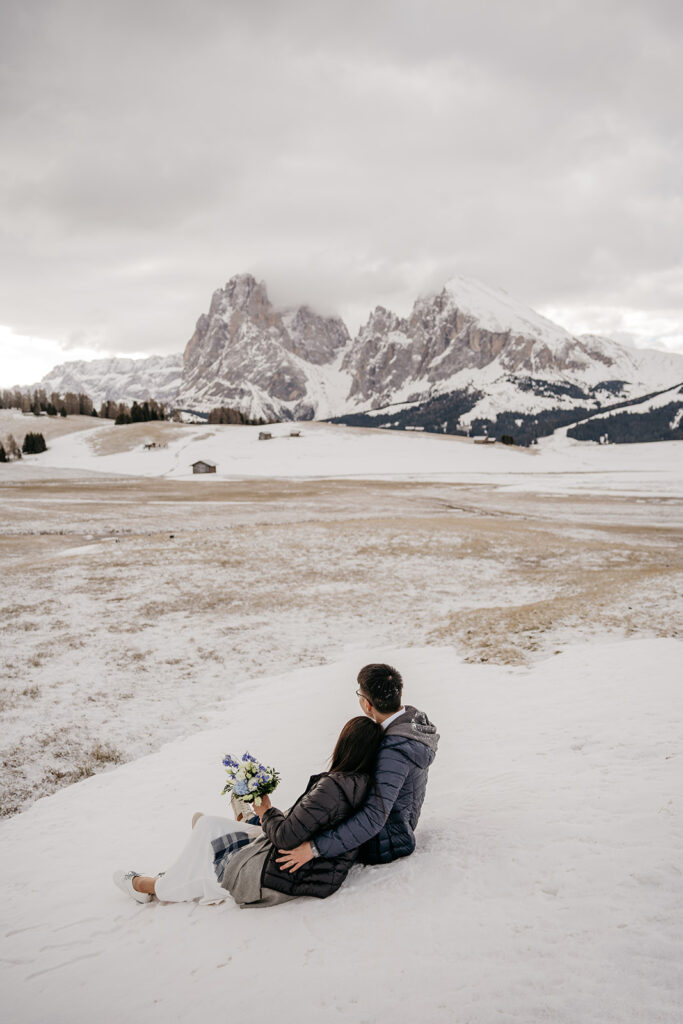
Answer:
[{"left": 259, "top": 771, "right": 370, "bottom": 899}]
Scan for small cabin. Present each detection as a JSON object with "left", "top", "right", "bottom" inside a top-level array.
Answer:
[
  {"left": 472, "top": 435, "right": 496, "bottom": 444},
  {"left": 258, "top": 431, "right": 273, "bottom": 441},
  {"left": 192, "top": 459, "right": 217, "bottom": 474}
]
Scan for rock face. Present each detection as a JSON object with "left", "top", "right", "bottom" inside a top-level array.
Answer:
[
  {"left": 31, "top": 273, "right": 683, "bottom": 432},
  {"left": 35, "top": 354, "right": 183, "bottom": 407},
  {"left": 180, "top": 274, "right": 350, "bottom": 419},
  {"left": 341, "top": 277, "right": 655, "bottom": 408}
]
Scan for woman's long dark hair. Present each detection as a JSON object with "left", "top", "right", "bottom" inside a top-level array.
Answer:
[{"left": 329, "top": 716, "right": 383, "bottom": 775}]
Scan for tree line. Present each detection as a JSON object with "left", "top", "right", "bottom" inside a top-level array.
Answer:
[
  {"left": 0, "top": 388, "right": 169, "bottom": 423},
  {"left": 206, "top": 405, "right": 270, "bottom": 425},
  {"left": 109, "top": 399, "right": 167, "bottom": 424},
  {"left": 1, "top": 387, "right": 96, "bottom": 417}
]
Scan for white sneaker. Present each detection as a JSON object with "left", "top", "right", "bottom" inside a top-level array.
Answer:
[{"left": 113, "top": 870, "right": 152, "bottom": 904}]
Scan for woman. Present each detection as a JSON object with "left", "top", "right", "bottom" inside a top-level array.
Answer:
[{"left": 113, "top": 716, "right": 383, "bottom": 908}]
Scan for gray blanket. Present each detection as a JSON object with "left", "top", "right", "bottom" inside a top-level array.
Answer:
[{"left": 219, "top": 833, "right": 293, "bottom": 909}]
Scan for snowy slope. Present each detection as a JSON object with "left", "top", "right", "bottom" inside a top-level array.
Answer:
[
  {"left": 1, "top": 641, "right": 681, "bottom": 1024},
  {"left": 15, "top": 418, "right": 683, "bottom": 498},
  {"left": 569, "top": 382, "right": 683, "bottom": 422},
  {"left": 579, "top": 334, "right": 683, "bottom": 390},
  {"left": 442, "top": 273, "right": 575, "bottom": 349}
]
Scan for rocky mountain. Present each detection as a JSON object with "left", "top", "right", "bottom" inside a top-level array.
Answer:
[
  {"left": 34, "top": 354, "right": 183, "bottom": 407},
  {"left": 28, "top": 273, "right": 683, "bottom": 442},
  {"left": 342, "top": 276, "right": 680, "bottom": 408},
  {"left": 180, "top": 274, "right": 350, "bottom": 420},
  {"left": 333, "top": 276, "right": 683, "bottom": 441}
]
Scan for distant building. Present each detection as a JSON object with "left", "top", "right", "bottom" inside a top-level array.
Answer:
[
  {"left": 258, "top": 431, "right": 273, "bottom": 441},
  {"left": 192, "top": 459, "right": 217, "bottom": 474},
  {"left": 472, "top": 436, "right": 496, "bottom": 444}
]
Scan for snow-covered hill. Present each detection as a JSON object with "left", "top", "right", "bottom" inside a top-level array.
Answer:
[
  {"left": 1, "top": 642, "right": 681, "bottom": 1023},
  {"left": 5, "top": 416, "right": 681, "bottom": 499},
  {"left": 560, "top": 383, "right": 683, "bottom": 443}
]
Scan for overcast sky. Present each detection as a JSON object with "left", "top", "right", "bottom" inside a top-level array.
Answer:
[{"left": 1, "top": 0, "right": 682, "bottom": 386}]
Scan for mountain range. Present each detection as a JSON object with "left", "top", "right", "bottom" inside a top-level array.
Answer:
[{"left": 32, "top": 273, "right": 683, "bottom": 442}]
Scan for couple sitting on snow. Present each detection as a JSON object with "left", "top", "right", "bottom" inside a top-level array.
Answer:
[{"left": 114, "top": 663, "right": 439, "bottom": 909}]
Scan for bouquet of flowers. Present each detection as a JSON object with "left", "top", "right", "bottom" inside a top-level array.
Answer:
[{"left": 221, "top": 752, "right": 280, "bottom": 814}]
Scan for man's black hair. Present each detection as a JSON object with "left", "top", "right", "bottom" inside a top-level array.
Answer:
[{"left": 357, "top": 663, "right": 403, "bottom": 713}]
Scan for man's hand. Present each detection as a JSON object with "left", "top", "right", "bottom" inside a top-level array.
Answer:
[
  {"left": 276, "top": 842, "right": 314, "bottom": 873},
  {"left": 252, "top": 794, "right": 271, "bottom": 818}
]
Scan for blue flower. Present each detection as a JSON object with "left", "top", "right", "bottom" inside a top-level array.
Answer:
[
  {"left": 242, "top": 752, "right": 255, "bottom": 763},
  {"left": 234, "top": 779, "right": 249, "bottom": 796}
]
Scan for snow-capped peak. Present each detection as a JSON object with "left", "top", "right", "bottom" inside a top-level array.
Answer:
[{"left": 440, "top": 274, "right": 574, "bottom": 350}]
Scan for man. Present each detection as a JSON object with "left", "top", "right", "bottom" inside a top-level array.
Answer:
[{"left": 277, "top": 663, "right": 439, "bottom": 872}]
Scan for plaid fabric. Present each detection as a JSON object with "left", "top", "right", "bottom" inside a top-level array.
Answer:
[{"left": 211, "top": 830, "right": 252, "bottom": 884}]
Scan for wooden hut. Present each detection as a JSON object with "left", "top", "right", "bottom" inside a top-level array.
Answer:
[{"left": 191, "top": 459, "right": 217, "bottom": 474}]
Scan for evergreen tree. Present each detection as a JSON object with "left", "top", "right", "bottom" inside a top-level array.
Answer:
[
  {"left": 0, "top": 443, "right": 6, "bottom": 462},
  {"left": 114, "top": 402, "right": 132, "bottom": 425},
  {"left": 22, "top": 432, "right": 47, "bottom": 454}
]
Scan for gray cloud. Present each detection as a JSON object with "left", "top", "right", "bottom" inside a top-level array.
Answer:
[{"left": 1, "top": 0, "right": 682, "bottom": 358}]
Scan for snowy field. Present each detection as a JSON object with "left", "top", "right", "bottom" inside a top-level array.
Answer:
[
  {"left": 1, "top": 415, "right": 681, "bottom": 817},
  {"left": 1, "top": 415, "right": 682, "bottom": 1021},
  {"left": 2, "top": 410, "right": 683, "bottom": 497},
  {"left": 1, "top": 644, "right": 681, "bottom": 1024}
]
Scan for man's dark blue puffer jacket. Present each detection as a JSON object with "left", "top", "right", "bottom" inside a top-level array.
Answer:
[{"left": 313, "top": 706, "right": 439, "bottom": 864}]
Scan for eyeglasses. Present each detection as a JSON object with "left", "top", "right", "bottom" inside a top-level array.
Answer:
[{"left": 356, "top": 689, "right": 372, "bottom": 705}]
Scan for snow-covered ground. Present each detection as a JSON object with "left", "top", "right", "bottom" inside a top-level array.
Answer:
[
  {"left": 1, "top": 414, "right": 681, "bottom": 1020},
  {"left": 1, "top": 415, "right": 681, "bottom": 816},
  {"left": 2, "top": 411, "right": 682, "bottom": 498},
  {"left": 1, "top": 642, "right": 681, "bottom": 1024}
]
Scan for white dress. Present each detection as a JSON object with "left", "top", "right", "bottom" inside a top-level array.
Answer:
[{"left": 154, "top": 815, "right": 263, "bottom": 905}]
